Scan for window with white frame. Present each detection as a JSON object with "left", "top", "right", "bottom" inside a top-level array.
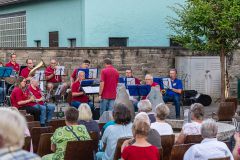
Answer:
[{"left": 0, "top": 11, "right": 27, "bottom": 47}]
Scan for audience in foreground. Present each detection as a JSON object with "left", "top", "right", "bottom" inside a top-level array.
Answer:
[
  {"left": 0, "top": 108, "right": 40, "bottom": 160},
  {"left": 233, "top": 132, "right": 240, "bottom": 160},
  {"left": 96, "top": 103, "right": 133, "bottom": 160},
  {"left": 176, "top": 103, "right": 204, "bottom": 144},
  {"left": 151, "top": 103, "right": 173, "bottom": 135},
  {"left": 138, "top": 99, "right": 156, "bottom": 123},
  {"left": 121, "top": 112, "right": 160, "bottom": 160},
  {"left": 78, "top": 103, "right": 100, "bottom": 135},
  {"left": 184, "top": 119, "right": 233, "bottom": 160},
  {"left": 42, "top": 107, "right": 90, "bottom": 160}
]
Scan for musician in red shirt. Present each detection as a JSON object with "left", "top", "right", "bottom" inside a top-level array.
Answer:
[
  {"left": 5, "top": 53, "right": 20, "bottom": 73},
  {"left": 10, "top": 77, "right": 40, "bottom": 121},
  {"left": 99, "top": 58, "right": 119, "bottom": 116},
  {"left": 125, "top": 69, "right": 141, "bottom": 85},
  {"left": 20, "top": 59, "right": 34, "bottom": 80},
  {"left": 141, "top": 74, "right": 160, "bottom": 100},
  {"left": 70, "top": 60, "right": 90, "bottom": 86},
  {"left": 28, "top": 78, "right": 55, "bottom": 126},
  {"left": 71, "top": 71, "right": 93, "bottom": 109},
  {"left": 45, "top": 59, "right": 67, "bottom": 96}
]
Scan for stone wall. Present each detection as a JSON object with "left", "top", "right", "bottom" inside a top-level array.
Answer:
[{"left": 0, "top": 47, "right": 239, "bottom": 98}]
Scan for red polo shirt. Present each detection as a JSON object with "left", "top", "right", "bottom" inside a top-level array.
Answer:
[
  {"left": 45, "top": 66, "right": 62, "bottom": 83},
  {"left": 10, "top": 86, "right": 31, "bottom": 108},
  {"left": 71, "top": 81, "right": 89, "bottom": 103},
  {"left": 28, "top": 85, "right": 44, "bottom": 106},
  {"left": 71, "top": 69, "right": 78, "bottom": 81},
  {"left": 5, "top": 61, "right": 20, "bottom": 73},
  {"left": 100, "top": 65, "right": 119, "bottom": 99},
  {"left": 20, "top": 67, "right": 31, "bottom": 78}
]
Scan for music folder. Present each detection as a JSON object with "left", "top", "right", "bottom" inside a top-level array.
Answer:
[
  {"left": 82, "top": 86, "right": 99, "bottom": 94},
  {"left": 55, "top": 66, "right": 65, "bottom": 76},
  {"left": 78, "top": 68, "right": 98, "bottom": 79},
  {"left": 0, "top": 67, "right": 13, "bottom": 78},
  {"left": 127, "top": 85, "right": 151, "bottom": 96}
]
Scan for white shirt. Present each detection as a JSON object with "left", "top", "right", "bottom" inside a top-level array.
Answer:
[
  {"left": 151, "top": 121, "right": 173, "bottom": 135},
  {"left": 184, "top": 138, "right": 234, "bottom": 160},
  {"left": 102, "top": 123, "right": 133, "bottom": 160},
  {"left": 182, "top": 121, "right": 202, "bottom": 135}
]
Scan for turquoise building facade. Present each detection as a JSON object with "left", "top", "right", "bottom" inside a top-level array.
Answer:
[{"left": 0, "top": 0, "right": 185, "bottom": 47}]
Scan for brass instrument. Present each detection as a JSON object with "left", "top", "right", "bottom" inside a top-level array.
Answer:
[
  {"left": 161, "top": 89, "right": 166, "bottom": 95},
  {"left": 29, "top": 59, "right": 47, "bottom": 77}
]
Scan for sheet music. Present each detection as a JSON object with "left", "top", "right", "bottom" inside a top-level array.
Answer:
[
  {"left": 55, "top": 84, "right": 64, "bottom": 96},
  {"left": 162, "top": 78, "right": 172, "bottom": 89},
  {"left": 126, "top": 78, "right": 135, "bottom": 85},
  {"left": 55, "top": 66, "right": 65, "bottom": 76},
  {"left": 89, "top": 68, "right": 98, "bottom": 79},
  {"left": 35, "top": 70, "right": 45, "bottom": 81},
  {"left": 82, "top": 86, "right": 99, "bottom": 94}
]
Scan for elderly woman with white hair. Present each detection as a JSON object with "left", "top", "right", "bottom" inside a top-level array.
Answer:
[
  {"left": 137, "top": 99, "right": 156, "bottom": 123},
  {"left": 121, "top": 112, "right": 160, "bottom": 160},
  {"left": 78, "top": 103, "right": 100, "bottom": 134},
  {"left": 184, "top": 119, "right": 234, "bottom": 160},
  {"left": 0, "top": 108, "right": 40, "bottom": 159},
  {"left": 151, "top": 103, "right": 173, "bottom": 135}
]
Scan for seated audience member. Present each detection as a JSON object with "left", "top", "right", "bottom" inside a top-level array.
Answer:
[
  {"left": 71, "top": 71, "right": 93, "bottom": 109},
  {"left": 233, "top": 132, "right": 240, "bottom": 160},
  {"left": 151, "top": 103, "right": 173, "bottom": 135},
  {"left": 96, "top": 103, "right": 133, "bottom": 160},
  {"left": 176, "top": 103, "right": 204, "bottom": 144},
  {"left": 78, "top": 103, "right": 100, "bottom": 134},
  {"left": 42, "top": 107, "right": 91, "bottom": 160},
  {"left": 137, "top": 99, "right": 156, "bottom": 123},
  {"left": 10, "top": 77, "right": 41, "bottom": 121},
  {"left": 121, "top": 112, "right": 160, "bottom": 160},
  {"left": 0, "top": 108, "right": 40, "bottom": 159},
  {"left": 184, "top": 119, "right": 234, "bottom": 160}
]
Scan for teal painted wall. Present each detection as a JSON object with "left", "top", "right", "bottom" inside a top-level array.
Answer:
[
  {"left": 0, "top": 0, "right": 83, "bottom": 47},
  {"left": 0, "top": 0, "right": 184, "bottom": 47},
  {"left": 84, "top": 0, "right": 185, "bottom": 47}
]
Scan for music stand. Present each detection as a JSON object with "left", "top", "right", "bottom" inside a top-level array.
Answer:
[
  {"left": 0, "top": 67, "right": 13, "bottom": 106},
  {"left": 78, "top": 68, "right": 98, "bottom": 79},
  {"left": 119, "top": 77, "right": 136, "bottom": 87},
  {"left": 81, "top": 80, "right": 95, "bottom": 87},
  {"left": 127, "top": 85, "right": 151, "bottom": 99}
]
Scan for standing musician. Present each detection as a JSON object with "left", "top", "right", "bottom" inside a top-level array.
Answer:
[
  {"left": 10, "top": 76, "right": 41, "bottom": 121},
  {"left": 70, "top": 59, "right": 90, "bottom": 85},
  {"left": 163, "top": 69, "right": 183, "bottom": 119},
  {"left": 71, "top": 71, "right": 93, "bottom": 109},
  {"left": 5, "top": 53, "right": 20, "bottom": 73},
  {"left": 28, "top": 78, "right": 55, "bottom": 126},
  {"left": 44, "top": 59, "right": 67, "bottom": 96},
  {"left": 20, "top": 59, "right": 34, "bottom": 80}
]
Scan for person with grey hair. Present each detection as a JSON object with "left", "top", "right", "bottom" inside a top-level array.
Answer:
[
  {"left": 0, "top": 108, "right": 40, "bottom": 159},
  {"left": 176, "top": 103, "right": 204, "bottom": 144},
  {"left": 28, "top": 78, "right": 55, "bottom": 126},
  {"left": 151, "top": 103, "right": 173, "bottom": 135},
  {"left": 184, "top": 119, "right": 234, "bottom": 160},
  {"left": 137, "top": 99, "right": 156, "bottom": 123},
  {"left": 71, "top": 71, "right": 94, "bottom": 109}
]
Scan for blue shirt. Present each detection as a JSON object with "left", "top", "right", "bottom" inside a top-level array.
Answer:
[{"left": 166, "top": 78, "right": 183, "bottom": 97}]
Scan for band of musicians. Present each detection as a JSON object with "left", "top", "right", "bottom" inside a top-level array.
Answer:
[{"left": 0, "top": 53, "right": 183, "bottom": 123}]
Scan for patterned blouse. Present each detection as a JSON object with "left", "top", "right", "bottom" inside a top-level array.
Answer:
[{"left": 42, "top": 125, "right": 91, "bottom": 160}]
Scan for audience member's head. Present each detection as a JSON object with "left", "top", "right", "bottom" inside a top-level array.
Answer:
[
  {"left": 155, "top": 103, "right": 170, "bottom": 121},
  {"left": 132, "top": 112, "right": 151, "bottom": 138},
  {"left": 0, "top": 108, "right": 26, "bottom": 148},
  {"left": 190, "top": 103, "right": 204, "bottom": 121},
  {"left": 113, "top": 103, "right": 132, "bottom": 125},
  {"left": 65, "top": 107, "right": 79, "bottom": 124},
  {"left": 201, "top": 119, "right": 218, "bottom": 139},
  {"left": 137, "top": 99, "right": 152, "bottom": 113},
  {"left": 78, "top": 103, "right": 93, "bottom": 121}
]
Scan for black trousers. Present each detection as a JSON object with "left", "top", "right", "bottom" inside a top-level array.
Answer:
[{"left": 19, "top": 106, "right": 41, "bottom": 121}]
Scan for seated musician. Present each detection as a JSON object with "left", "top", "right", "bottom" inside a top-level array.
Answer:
[
  {"left": 125, "top": 69, "right": 141, "bottom": 84},
  {"left": 163, "top": 69, "right": 183, "bottom": 119},
  {"left": 70, "top": 60, "right": 90, "bottom": 86},
  {"left": 142, "top": 74, "right": 160, "bottom": 99},
  {"left": 20, "top": 59, "right": 34, "bottom": 80},
  {"left": 10, "top": 76, "right": 41, "bottom": 121},
  {"left": 45, "top": 59, "right": 67, "bottom": 95},
  {"left": 28, "top": 78, "right": 55, "bottom": 126},
  {"left": 5, "top": 53, "right": 20, "bottom": 73},
  {"left": 71, "top": 71, "right": 93, "bottom": 109}
]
